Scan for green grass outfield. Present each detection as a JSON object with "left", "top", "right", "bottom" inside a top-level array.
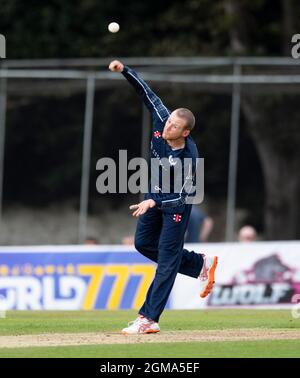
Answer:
[{"left": 0, "top": 310, "right": 299, "bottom": 358}]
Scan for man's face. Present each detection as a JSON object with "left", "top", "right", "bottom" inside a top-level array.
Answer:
[{"left": 162, "top": 111, "right": 190, "bottom": 140}]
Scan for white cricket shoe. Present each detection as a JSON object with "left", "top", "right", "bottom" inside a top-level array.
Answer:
[
  {"left": 199, "top": 255, "right": 218, "bottom": 298},
  {"left": 122, "top": 315, "right": 160, "bottom": 335}
]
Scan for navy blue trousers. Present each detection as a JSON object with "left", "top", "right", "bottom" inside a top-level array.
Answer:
[{"left": 134, "top": 205, "right": 203, "bottom": 322}]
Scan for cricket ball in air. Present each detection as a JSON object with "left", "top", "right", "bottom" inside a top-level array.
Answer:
[{"left": 108, "top": 22, "right": 120, "bottom": 33}]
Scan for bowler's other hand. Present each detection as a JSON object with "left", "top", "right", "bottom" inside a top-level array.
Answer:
[
  {"left": 129, "top": 199, "right": 156, "bottom": 217},
  {"left": 108, "top": 60, "right": 124, "bottom": 72}
]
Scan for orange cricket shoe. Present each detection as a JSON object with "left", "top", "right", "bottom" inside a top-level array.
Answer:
[{"left": 199, "top": 255, "right": 218, "bottom": 298}]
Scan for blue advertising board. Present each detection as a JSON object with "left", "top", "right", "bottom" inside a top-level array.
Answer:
[{"left": 0, "top": 246, "right": 157, "bottom": 310}]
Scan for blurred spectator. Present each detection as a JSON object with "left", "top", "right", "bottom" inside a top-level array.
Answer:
[
  {"left": 84, "top": 237, "right": 98, "bottom": 245},
  {"left": 185, "top": 206, "right": 214, "bottom": 243},
  {"left": 238, "top": 226, "right": 257, "bottom": 242},
  {"left": 122, "top": 235, "right": 135, "bottom": 245}
]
